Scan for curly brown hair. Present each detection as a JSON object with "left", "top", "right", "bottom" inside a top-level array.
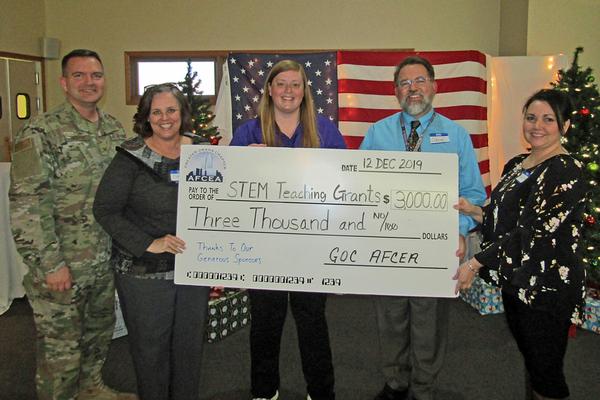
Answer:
[{"left": 133, "top": 83, "right": 192, "bottom": 138}]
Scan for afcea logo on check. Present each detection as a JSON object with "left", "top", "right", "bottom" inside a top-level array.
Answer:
[{"left": 184, "top": 149, "right": 226, "bottom": 183}]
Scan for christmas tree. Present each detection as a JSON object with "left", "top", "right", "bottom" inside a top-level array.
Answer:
[
  {"left": 178, "top": 59, "right": 220, "bottom": 144},
  {"left": 552, "top": 47, "right": 600, "bottom": 287}
]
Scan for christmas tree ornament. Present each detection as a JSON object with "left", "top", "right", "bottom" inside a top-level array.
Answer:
[
  {"left": 588, "top": 162, "right": 599, "bottom": 172},
  {"left": 586, "top": 215, "right": 596, "bottom": 226},
  {"left": 581, "top": 108, "right": 591, "bottom": 116}
]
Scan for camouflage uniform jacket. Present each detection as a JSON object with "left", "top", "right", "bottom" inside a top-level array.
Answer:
[{"left": 9, "top": 102, "right": 125, "bottom": 286}]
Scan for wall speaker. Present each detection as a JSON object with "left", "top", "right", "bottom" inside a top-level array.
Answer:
[{"left": 40, "top": 37, "right": 61, "bottom": 60}]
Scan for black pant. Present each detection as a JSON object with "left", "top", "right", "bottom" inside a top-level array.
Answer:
[
  {"left": 115, "top": 274, "right": 210, "bottom": 400},
  {"left": 502, "top": 290, "right": 571, "bottom": 399},
  {"left": 249, "top": 290, "right": 335, "bottom": 400}
]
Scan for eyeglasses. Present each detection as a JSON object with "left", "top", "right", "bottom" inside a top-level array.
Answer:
[{"left": 397, "top": 76, "right": 431, "bottom": 89}]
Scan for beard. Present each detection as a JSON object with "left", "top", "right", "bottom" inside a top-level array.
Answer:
[{"left": 400, "top": 92, "right": 434, "bottom": 117}]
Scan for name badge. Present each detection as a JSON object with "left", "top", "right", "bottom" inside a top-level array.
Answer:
[
  {"left": 429, "top": 133, "right": 449, "bottom": 144},
  {"left": 170, "top": 169, "right": 180, "bottom": 182},
  {"left": 516, "top": 170, "right": 531, "bottom": 183}
]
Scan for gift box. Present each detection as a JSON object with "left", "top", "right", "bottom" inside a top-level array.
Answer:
[
  {"left": 581, "top": 293, "right": 600, "bottom": 334},
  {"left": 113, "top": 291, "right": 128, "bottom": 339},
  {"left": 206, "top": 289, "right": 251, "bottom": 343},
  {"left": 459, "top": 276, "right": 504, "bottom": 315}
]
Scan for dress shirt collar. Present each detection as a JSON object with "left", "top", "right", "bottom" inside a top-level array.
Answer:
[{"left": 401, "top": 109, "right": 435, "bottom": 132}]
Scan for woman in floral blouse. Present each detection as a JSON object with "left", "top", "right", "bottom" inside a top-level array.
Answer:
[{"left": 453, "top": 89, "right": 588, "bottom": 400}]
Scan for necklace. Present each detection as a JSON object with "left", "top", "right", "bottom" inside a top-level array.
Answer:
[{"left": 145, "top": 136, "right": 181, "bottom": 160}]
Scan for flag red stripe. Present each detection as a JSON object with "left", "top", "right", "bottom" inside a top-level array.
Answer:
[
  {"left": 479, "top": 159, "right": 490, "bottom": 175},
  {"left": 339, "top": 107, "right": 397, "bottom": 123},
  {"left": 337, "top": 50, "right": 486, "bottom": 67},
  {"left": 339, "top": 105, "right": 487, "bottom": 123},
  {"left": 343, "top": 135, "right": 364, "bottom": 149},
  {"left": 338, "top": 79, "right": 395, "bottom": 95},
  {"left": 338, "top": 76, "right": 487, "bottom": 95},
  {"left": 437, "top": 77, "right": 487, "bottom": 94},
  {"left": 414, "top": 51, "right": 486, "bottom": 66},
  {"left": 470, "top": 133, "right": 488, "bottom": 148},
  {"left": 436, "top": 106, "right": 487, "bottom": 121}
]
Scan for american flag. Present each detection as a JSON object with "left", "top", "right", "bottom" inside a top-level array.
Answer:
[
  {"left": 338, "top": 50, "right": 489, "bottom": 192},
  {"left": 214, "top": 50, "right": 490, "bottom": 192},
  {"left": 226, "top": 52, "right": 338, "bottom": 133}
]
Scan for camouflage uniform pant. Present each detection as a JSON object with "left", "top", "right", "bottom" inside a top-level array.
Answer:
[{"left": 24, "top": 262, "right": 115, "bottom": 400}]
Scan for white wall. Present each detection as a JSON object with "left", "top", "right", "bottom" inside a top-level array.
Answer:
[
  {"left": 0, "top": 0, "right": 45, "bottom": 57},
  {"left": 528, "top": 0, "right": 600, "bottom": 76}
]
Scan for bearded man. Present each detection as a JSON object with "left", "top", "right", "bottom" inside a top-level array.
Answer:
[{"left": 359, "top": 55, "right": 486, "bottom": 400}]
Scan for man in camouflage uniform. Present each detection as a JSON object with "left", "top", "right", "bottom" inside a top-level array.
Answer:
[{"left": 9, "top": 49, "right": 137, "bottom": 400}]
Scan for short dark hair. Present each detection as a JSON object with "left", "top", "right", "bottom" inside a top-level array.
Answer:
[
  {"left": 133, "top": 83, "right": 192, "bottom": 138},
  {"left": 61, "top": 49, "right": 103, "bottom": 76},
  {"left": 393, "top": 55, "right": 435, "bottom": 86},
  {"left": 523, "top": 89, "right": 574, "bottom": 135}
]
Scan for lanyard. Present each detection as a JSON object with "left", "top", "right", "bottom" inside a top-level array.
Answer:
[{"left": 400, "top": 112, "right": 436, "bottom": 152}]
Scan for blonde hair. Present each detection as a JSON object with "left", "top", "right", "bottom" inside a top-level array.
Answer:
[{"left": 258, "top": 60, "right": 320, "bottom": 148}]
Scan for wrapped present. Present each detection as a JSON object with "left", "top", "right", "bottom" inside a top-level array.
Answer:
[
  {"left": 459, "top": 276, "right": 504, "bottom": 315},
  {"left": 581, "top": 294, "right": 600, "bottom": 334},
  {"left": 206, "top": 289, "right": 251, "bottom": 343},
  {"left": 113, "top": 291, "right": 128, "bottom": 339}
]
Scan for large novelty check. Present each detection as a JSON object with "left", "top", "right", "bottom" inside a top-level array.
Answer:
[{"left": 174, "top": 146, "right": 459, "bottom": 297}]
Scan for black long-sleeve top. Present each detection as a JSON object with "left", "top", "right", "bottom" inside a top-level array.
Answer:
[
  {"left": 93, "top": 135, "right": 204, "bottom": 274},
  {"left": 475, "top": 154, "right": 588, "bottom": 322}
]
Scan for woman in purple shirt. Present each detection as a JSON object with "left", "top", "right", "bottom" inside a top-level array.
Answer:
[{"left": 231, "top": 60, "right": 345, "bottom": 400}]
